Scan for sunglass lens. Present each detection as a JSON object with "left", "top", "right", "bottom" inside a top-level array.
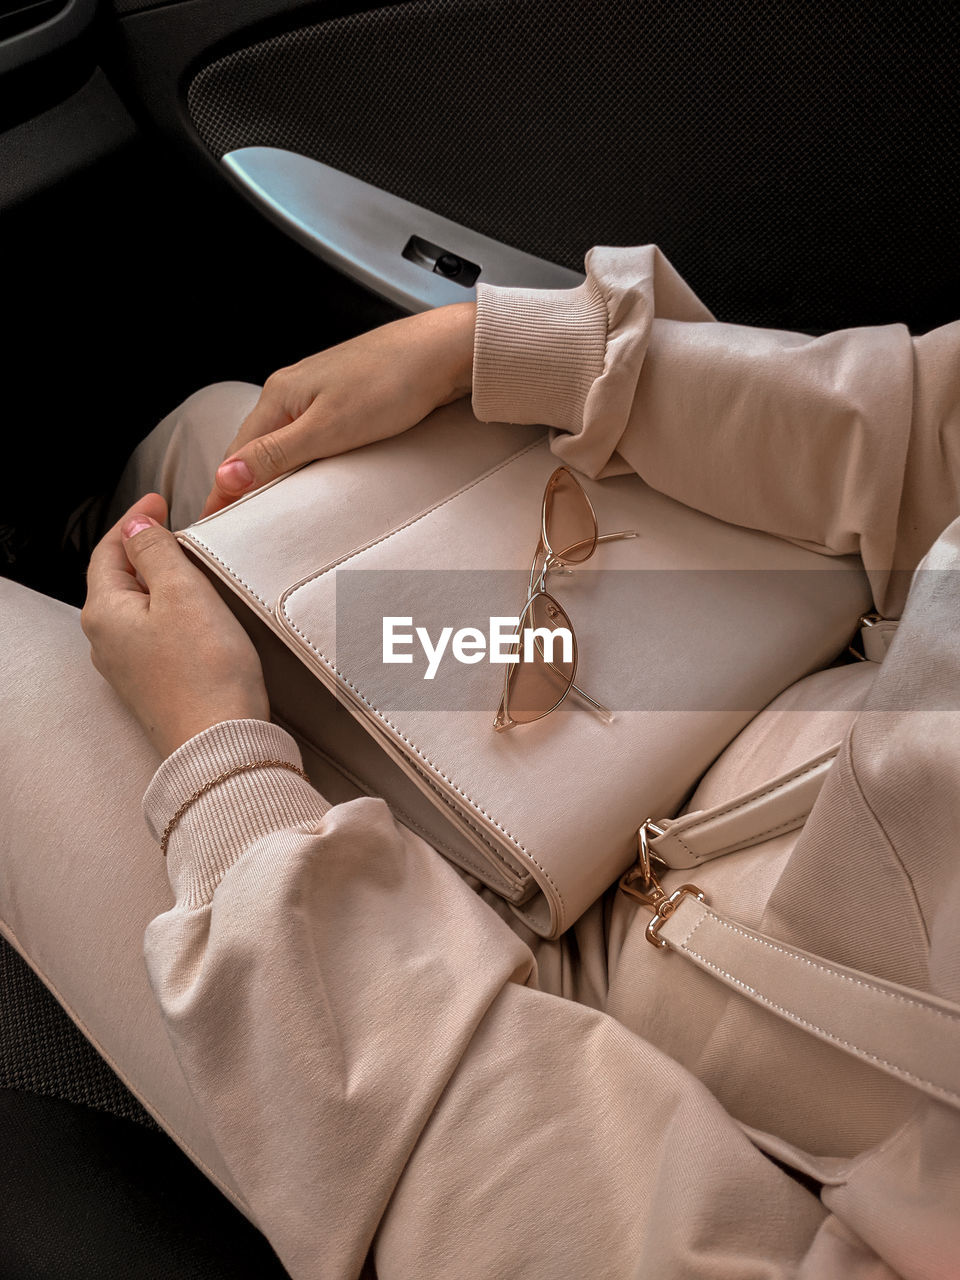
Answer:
[
  {"left": 503, "top": 592, "right": 577, "bottom": 725},
  {"left": 543, "top": 468, "right": 598, "bottom": 564}
]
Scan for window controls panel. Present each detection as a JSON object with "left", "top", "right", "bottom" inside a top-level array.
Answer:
[
  {"left": 401, "top": 236, "right": 481, "bottom": 288},
  {"left": 222, "top": 147, "right": 583, "bottom": 312}
]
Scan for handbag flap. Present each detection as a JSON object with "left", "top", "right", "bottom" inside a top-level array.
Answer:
[{"left": 179, "top": 403, "right": 543, "bottom": 617}]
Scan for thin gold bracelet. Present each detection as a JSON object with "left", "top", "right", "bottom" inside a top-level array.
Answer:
[{"left": 159, "top": 760, "right": 310, "bottom": 857}]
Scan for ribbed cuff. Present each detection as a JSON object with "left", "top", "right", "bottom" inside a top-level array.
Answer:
[
  {"left": 471, "top": 277, "right": 608, "bottom": 432},
  {"left": 143, "top": 719, "right": 330, "bottom": 907}
]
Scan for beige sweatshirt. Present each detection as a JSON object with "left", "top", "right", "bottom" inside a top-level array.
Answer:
[{"left": 142, "top": 246, "right": 960, "bottom": 1280}]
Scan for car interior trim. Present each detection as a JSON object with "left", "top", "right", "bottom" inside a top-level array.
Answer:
[
  {"left": 0, "top": 0, "right": 97, "bottom": 76},
  {"left": 222, "top": 145, "right": 585, "bottom": 313}
]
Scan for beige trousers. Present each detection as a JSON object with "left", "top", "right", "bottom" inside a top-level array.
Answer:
[{"left": 0, "top": 384, "right": 297, "bottom": 1210}]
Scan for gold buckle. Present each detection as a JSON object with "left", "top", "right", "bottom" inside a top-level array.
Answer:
[{"left": 619, "top": 818, "right": 707, "bottom": 949}]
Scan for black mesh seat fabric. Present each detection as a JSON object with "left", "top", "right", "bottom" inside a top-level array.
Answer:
[
  {"left": 0, "top": 937, "right": 287, "bottom": 1276},
  {"left": 0, "top": 1087, "right": 292, "bottom": 1279},
  {"left": 0, "top": 933, "right": 158, "bottom": 1130}
]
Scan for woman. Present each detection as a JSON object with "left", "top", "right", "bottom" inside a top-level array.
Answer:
[{"left": 2, "top": 246, "right": 959, "bottom": 1278}]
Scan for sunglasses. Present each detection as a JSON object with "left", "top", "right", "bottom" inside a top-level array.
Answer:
[{"left": 493, "top": 466, "right": 638, "bottom": 731}]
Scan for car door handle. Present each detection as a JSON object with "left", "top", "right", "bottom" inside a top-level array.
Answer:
[{"left": 223, "top": 146, "right": 584, "bottom": 312}]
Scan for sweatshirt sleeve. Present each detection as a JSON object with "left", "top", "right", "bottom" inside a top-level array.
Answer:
[
  {"left": 141, "top": 718, "right": 899, "bottom": 1280},
  {"left": 471, "top": 244, "right": 960, "bottom": 617}
]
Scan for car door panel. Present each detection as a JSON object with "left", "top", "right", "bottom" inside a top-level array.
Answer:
[
  {"left": 0, "top": 0, "right": 97, "bottom": 70},
  {"left": 108, "top": 0, "right": 960, "bottom": 334}
]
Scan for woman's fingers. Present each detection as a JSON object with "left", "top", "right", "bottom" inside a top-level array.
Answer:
[
  {"left": 82, "top": 492, "right": 271, "bottom": 758},
  {"left": 85, "top": 493, "right": 170, "bottom": 602},
  {"left": 196, "top": 304, "right": 477, "bottom": 520},
  {"left": 200, "top": 384, "right": 297, "bottom": 517},
  {"left": 120, "top": 512, "right": 197, "bottom": 597},
  {"left": 201, "top": 415, "right": 316, "bottom": 517}
]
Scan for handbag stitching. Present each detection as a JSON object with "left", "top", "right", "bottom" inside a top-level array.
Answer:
[
  {"left": 690, "top": 813, "right": 813, "bottom": 863},
  {"left": 688, "top": 909, "right": 960, "bottom": 1022},
  {"left": 392, "top": 807, "right": 494, "bottom": 879},
  {"left": 280, "top": 620, "right": 566, "bottom": 927},
  {"left": 180, "top": 534, "right": 272, "bottom": 610},
  {"left": 399, "top": 751, "right": 530, "bottom": 880},
  {"left": 679, "top": 934, "right": 960, "bottom": 1105},
  {"left": 275, "top": 661, "right": 530, "bottom": 884},
  {"left": 278, "top": 438, "right": 567, "bottom": 928},
  {"left": 405, "top": 761, "right": 530, "bottom": 883},
  {"left": 668, "top": 752, "right": 837, "bottom": 861},
  {"left": 286, "top": 437, "right": 545, "bottom": 582},
  {"left": 274, "top": 714, "right": 510, "bottom": 884}
]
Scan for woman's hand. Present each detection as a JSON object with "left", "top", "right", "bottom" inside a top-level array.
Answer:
[
  {"left": 82, "top": 493, "right": 270, "bottom": 758},
  {"left": 200, "top": 301, "right": 476, "bottom": 517}
]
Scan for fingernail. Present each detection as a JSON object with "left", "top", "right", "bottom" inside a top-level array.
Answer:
[
  {"left": 217, "top": 458, "right": 254, "bottom": 492},
  {"left": 122, "top": 515, "right": 155, "bottom": 539}
]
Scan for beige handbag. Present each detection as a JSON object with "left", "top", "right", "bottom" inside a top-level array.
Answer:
[{"left": 177, "top": 399, "right": 871, "bottom": 938}]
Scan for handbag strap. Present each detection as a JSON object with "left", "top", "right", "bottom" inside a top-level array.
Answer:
[
  {"left": 647, "top": 743, "right": 840, "bottom": 869},
  {"left": 630, "top": 624, "right": 959, "bottom": 1108},
  {"left": 637, "top": 888, "right": 960, "bottom": 1112},
  {"left": 651, "top": 621, "right": 899, "bottom": 871}
]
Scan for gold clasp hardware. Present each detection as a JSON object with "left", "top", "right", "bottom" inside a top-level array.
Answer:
[
  {"left": 619, "top": 819, "right": 707, "bottom": 949},
  {"left": 643, "top": 885, "right": 709, "bottom": 948},
  {"left": 636, "top": 816, "right": 665, "bottom": 885},
  {"left": 619, "top": 818, "right": 668, "bottom": 905},
  {"left": 847, "top": 611, "right": 885, "bottom": 663}
]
